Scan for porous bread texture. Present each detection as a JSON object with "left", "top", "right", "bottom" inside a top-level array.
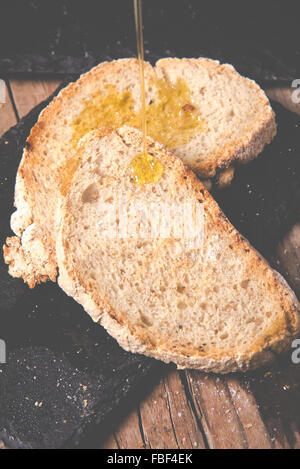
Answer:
[
  {"left": 56, "top": 126, "right": 299, "bottom": 373},
  {"left": 3, "top": 57, "right": 276, "bottom": 287}
]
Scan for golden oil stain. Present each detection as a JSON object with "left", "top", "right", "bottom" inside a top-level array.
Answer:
[
  {"left": 129, "top": 152, "right": 164, "bottom": 185},
  {"left": 71, "top": 79, "right": 204, "bottom": 151},
  {"left": 145, "top": 78, "right": 204, "bottom": 149},
  {"left": 71, "top": 85, "right": 137, "bottom": 147}
]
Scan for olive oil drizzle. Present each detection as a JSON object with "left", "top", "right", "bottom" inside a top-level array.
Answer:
[
  {"left": 131, "top": 0, "right": 164, "bottom": 185},
  {"left": 134, "top": 0, "right": 147, "bottom": 155}
]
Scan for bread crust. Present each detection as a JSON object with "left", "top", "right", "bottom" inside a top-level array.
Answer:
[
  {"left": 3, "top": 57, "right": 276, "bottom": 288},
  {"left": 56, "top": 127, "right": 300, "bottom": 373}
]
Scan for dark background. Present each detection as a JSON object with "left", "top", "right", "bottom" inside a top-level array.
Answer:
[{"left": 0, "top": 0, "right": 300, "bottom": 83}]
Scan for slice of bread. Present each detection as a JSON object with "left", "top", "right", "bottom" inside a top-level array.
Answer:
[
  {"left": 3, "top": 58, "right": 275, "bottom": 288},
  {"left": 56, "top": 126, "right": 299, "bottom": 373}
]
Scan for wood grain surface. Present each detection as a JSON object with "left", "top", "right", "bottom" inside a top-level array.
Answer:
[{"left": 0, "top": 82, "right": 299, "bottom": 449}]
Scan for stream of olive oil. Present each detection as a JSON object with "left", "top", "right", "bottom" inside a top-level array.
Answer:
[
  {"left": 130, "top": 0, "right": 164, "bottom": 185},
  {"left": 134, "top": 0, "right": 147, "bottom": 155}
]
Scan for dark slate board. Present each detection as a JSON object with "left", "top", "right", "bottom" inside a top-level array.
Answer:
[
  {"left": 0, "top": 82, "right": 300, "bottom": 448},
  {"left": 0, "top": 0, "right": 299, "bottom": 84},
  {"left": 0, "top": 84, "right": 164, "bottom": 449}
]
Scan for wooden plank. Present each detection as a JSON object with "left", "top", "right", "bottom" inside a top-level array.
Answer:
[
  {"left": 185, "top": 371, "right": 292, "bottom": 449},
  {"left": 164, "top": 371, "right": 206, "bottom": 449},
  {"left": 100, "top": 433, "right": 119, "bottom": 449},
  {"left": 101, "top": 370, "right": 206, "bottom": 449},
  {"left": 226, "top": 375, "right": 276, "bottom": 448},
  {"left": 9, "top": 79, "right": 61, "bottom": 118},
  {"left": 110, "top": 410, "right": 145, "bottom": 449},
  {"left": 186, "top": 372, "right": 248, "bottom": 449},
  {"left": 0, "top": 81, "right": 17, "bottom": 137},
  {"left": 139, "top": 370, "right": 206, "bottom": 449},
  {"left": 139, "top": 375, "right": 179, "bottom": 449}
]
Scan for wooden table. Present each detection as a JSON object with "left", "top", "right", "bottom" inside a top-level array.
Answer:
[{"left": 1, "top": 79, "right": 300, "bottom": 449}]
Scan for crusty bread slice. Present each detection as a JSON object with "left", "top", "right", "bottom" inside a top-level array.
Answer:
[
  {"left": 156, "top": 58, "right": 275, "bottom": 183},
  {"left": 3, "top": 58, "right": 275, "bottom": 288},
  {"left": 56, "top": 126, "right": 299, "bottom": 373}
]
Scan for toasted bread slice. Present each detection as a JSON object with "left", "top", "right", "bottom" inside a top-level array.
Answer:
[
  {"left": 3, "top": 58, "right": 275, "bottom": 287},
  {"left": 56, "top": 126, "right": 299, "bottom": 373}
]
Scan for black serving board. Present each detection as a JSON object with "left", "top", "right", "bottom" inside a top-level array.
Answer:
[
  {"left": 0, "top": 0, "right": 300, "bottom": 84},
  {"left": 0, "top": 80, "right": 300, "bottom": 448}
]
